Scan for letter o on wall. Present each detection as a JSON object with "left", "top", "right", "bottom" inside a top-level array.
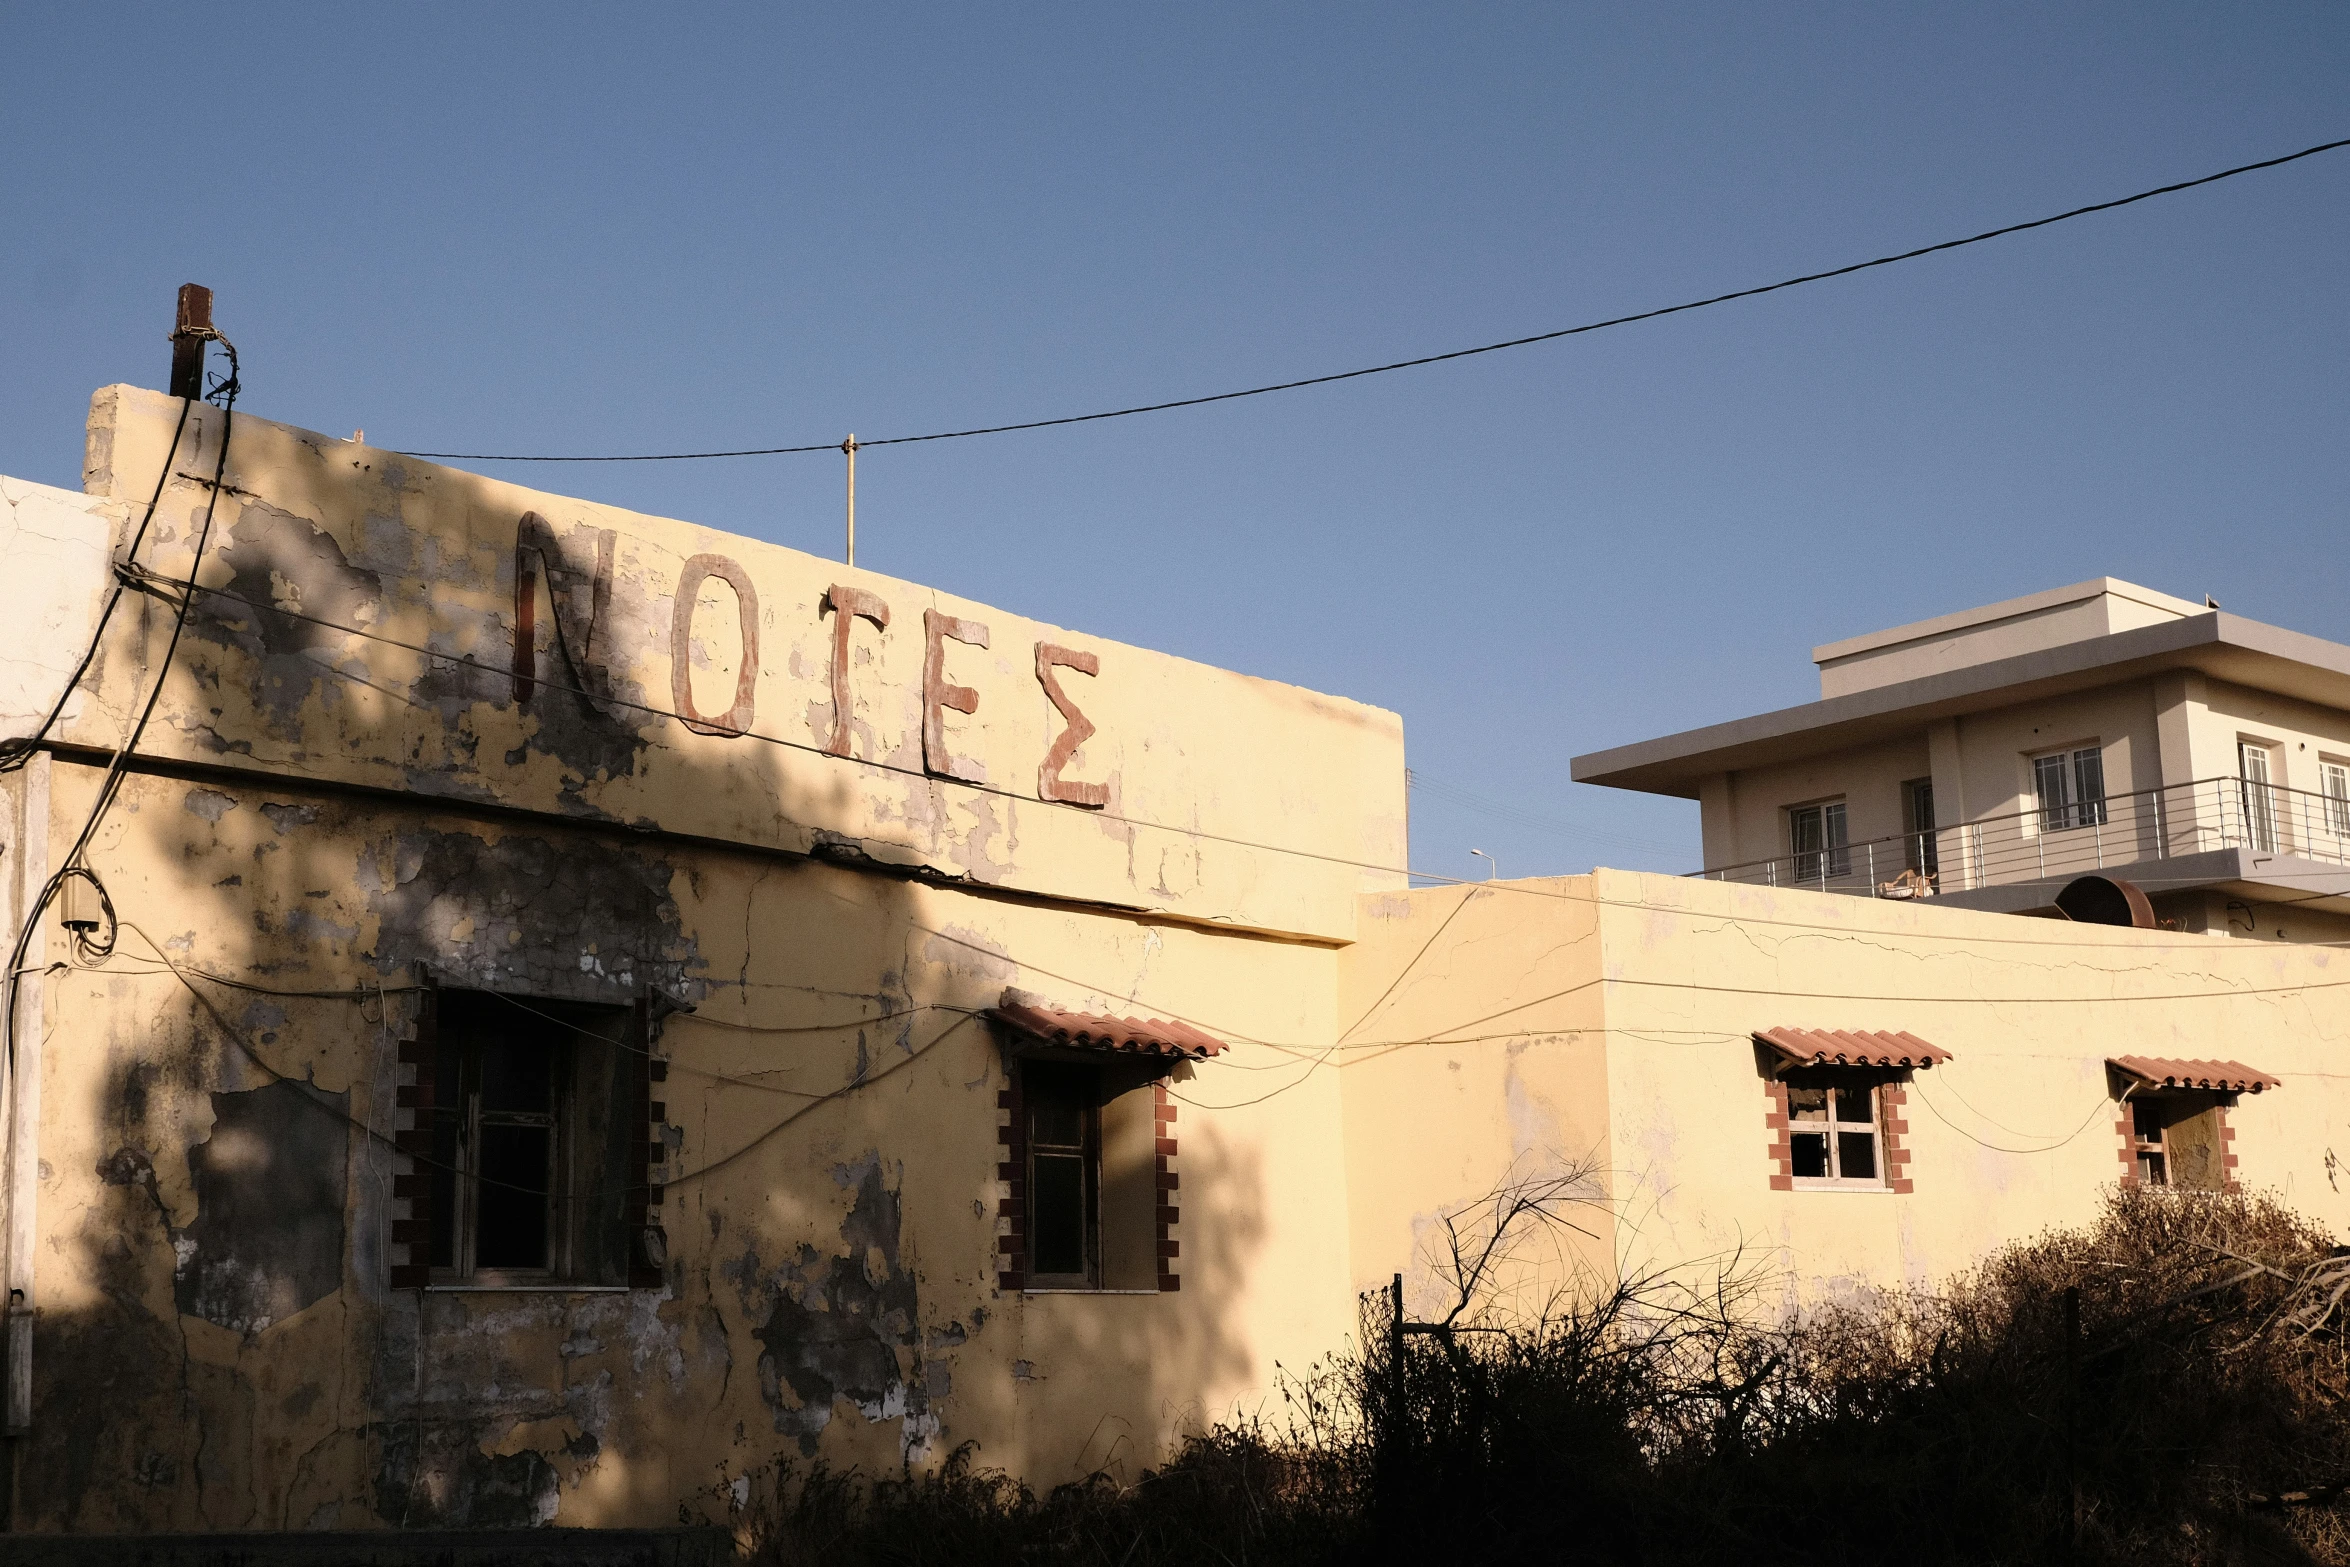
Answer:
[{"left": 670, "top": 554, "right": 760, "bottom": 737}]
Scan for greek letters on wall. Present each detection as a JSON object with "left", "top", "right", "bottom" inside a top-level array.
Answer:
[{"left": 514, "top": 516, "right": 1111, "bottom": 806}]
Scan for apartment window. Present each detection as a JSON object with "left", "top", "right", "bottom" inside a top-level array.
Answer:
[
  {"left": 1902, "top": 778, "right": 1938, "bottom": 878},
  {"left": 2129, "top": 1095, "right": 2225, "bottom": 1191},
  {"left": 2240, "top": 741, "right": 2280, "bottom": 853},
  {"left": 1786, "top": 1075, "right": 1882, "bottom": 1186},
  {"left": 2033, "top": 746, "right": 2107, "bottom": 831},
  {"left": 2323, "top": 759, "right": 2350, "bottom": 837},
  {"left": 1789, "top": 801, "right": 1849, "bottom": 882},
  {"left": 427, "top": 991, "right": 639, "bottom": 1285}
]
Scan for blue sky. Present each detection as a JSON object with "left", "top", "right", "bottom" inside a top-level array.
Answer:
[{"left": 5, "top": 4, "right": 2345, "bottom": 879}]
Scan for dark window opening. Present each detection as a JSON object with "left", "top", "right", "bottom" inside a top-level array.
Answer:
[
  {"left": 1786, "top": 1073, "right": 1884, "bottom": 1186},
  {"left": 2130, "top": 1093, "right": 2225, "bottom": 1191},
  {"left": 1903, "top": 778, "right": 1938, "bottom": 879},
  {"left": 1790, "top": 802, "right": 1850, "bottom": 883},
  {"left": 429, "top": 990, "right": 637, "bottom": 1285},
  {"left": 1024, "top": 1064, "right": 1101, "bottom": 1287}
]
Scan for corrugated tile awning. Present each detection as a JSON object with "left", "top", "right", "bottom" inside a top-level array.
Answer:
[
  {"left": 2109, "top": 1056, "right": 2281, "bottom": 1093},
  {"left": 987, "top": 998, "right": 1227, "bottom": 1062},
  {"left": 1755, "top": 1027, "right": 1951, "bottom": 1071}
]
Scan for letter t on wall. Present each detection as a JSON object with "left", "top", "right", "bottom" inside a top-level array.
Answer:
[
  {"left": 923, "top": 609, "right": 990, "bottom": 783},
  {"left": 818, "top": 585, "right": 890, "bottom": 758}
]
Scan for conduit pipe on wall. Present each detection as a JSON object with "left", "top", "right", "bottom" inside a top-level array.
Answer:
[{"left": 2, "top": 754, "right": 50, "bottom": 1436}]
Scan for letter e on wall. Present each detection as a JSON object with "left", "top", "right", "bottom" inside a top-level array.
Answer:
[{"left": 923, "top": 609, "right": 989, "bottom": 783}]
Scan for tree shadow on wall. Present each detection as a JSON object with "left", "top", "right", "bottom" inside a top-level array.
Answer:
[{"left": 25, "top": 472, "right": 1279, "bottom": 1537}]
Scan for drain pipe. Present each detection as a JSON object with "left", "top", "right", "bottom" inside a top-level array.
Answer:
[{"left": 3, "top": 754, "right": 50, "bottom": 1441}]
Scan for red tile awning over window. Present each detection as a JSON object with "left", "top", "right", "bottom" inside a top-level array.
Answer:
[
  {"left": 2109, "top": 1056, "right": 2280, "bottom": 1094},
  {"left": 987, "top": 997, "right": 1227, "bottom": 1062},
  {"left": 1755, "top": 1027, "right": 1951, "bottom": 1071}
]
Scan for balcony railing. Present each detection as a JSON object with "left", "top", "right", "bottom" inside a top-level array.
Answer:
[{"left": 1692, "top": 775, "right": 2350, "bottom": 899}]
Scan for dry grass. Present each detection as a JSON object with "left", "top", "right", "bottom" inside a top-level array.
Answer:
[{"left": 731, "top": 1186, "right": 2350, "bottom": 1566}]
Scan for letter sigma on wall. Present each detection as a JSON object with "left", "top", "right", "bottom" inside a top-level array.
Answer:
[
  {"left": 671, "top": 554, "right": 760, "bottom": 737},
  {"left": 1036, "top": 644, "right": 1110, "bottom": 808}
]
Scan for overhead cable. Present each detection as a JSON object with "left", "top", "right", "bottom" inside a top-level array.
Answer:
[{"left": 397, "top": 136, "right": 2350, "bottom": 465}]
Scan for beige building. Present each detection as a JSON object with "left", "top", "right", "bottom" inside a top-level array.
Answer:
[
  {"left": 0, "top": 386, "right": 2341, "bottom": 1544},
  {"left": 1573, "top": 577, "right": 2350, "bottom": 942}
]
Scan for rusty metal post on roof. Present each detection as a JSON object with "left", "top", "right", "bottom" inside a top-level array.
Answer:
[
  {"left": 169, "top": 285, "right": 213, "bottom": 399},
  {"left": 842, "top": 435, "right": 859, "bottom": 566}
]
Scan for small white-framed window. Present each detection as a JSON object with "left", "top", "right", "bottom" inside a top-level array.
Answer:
[
  {"left": 2322, "top": 759, "right": 2350, "bottom": 838},
  {"left": 2032, "top": 745, "right": 2106, "bottom": 832},
  {"left": 2239, "top": 740, "right": 2279, "bottom": 853},
  {"left": 1788, "top": 801, "right": 1849, "bottom": 882},
  {"left": 1787, "top": 1076, "right": 1883, "bottom": 1187}
]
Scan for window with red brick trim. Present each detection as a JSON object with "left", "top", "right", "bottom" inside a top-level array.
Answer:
[
  {"left": 1765, "top": 1071, "right": 1914, "bottom": 1193},
  {"left": 996, "top": 1060, "right": 1179, "bottom": 1293},
  {"left": 2115, "top": 1092, "right": 2236, "bottom": 1192}
]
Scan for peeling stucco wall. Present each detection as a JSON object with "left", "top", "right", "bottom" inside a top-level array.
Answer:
[{"left": 4, "top": 386, "right": 1387, "bottom": 1535}]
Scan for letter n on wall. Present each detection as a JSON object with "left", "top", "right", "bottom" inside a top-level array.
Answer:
[{"left": 513, "top": 512, "right": 618, "bottom": 711}]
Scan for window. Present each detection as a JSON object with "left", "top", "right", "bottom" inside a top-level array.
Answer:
[
  {"left": 1786, "top": 1074, "right": 1882, "bottom": 1186},
  {"left": 428, "top": 991, "right": 640, "bottom": 1285},
  {"left": 1902, "top": 778, "right": 1938, "bottom": 878},
  {"left": 2240, "top": 741, "right": 2279, "bottom": 852},
  {"left": 1023, "top": 1066, "right": 1100, "bottom": 1287},
  {"left": 2129, "top": 1095, "right": 2225, "bottom": 1191},
  {"left": 1012, "top": 1058, "right": 1167, "bottom": 1292},
  {"left": 2033, "top": 746, "right": 2107, "bottom": 831},
  {"left": 1789, "top": 801, "right": 1849, "bottom": 883},
  {"left": 2322, "top": 760, "right": 2350, "bottom": 838}
]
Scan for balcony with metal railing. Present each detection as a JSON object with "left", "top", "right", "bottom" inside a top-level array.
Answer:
[{"left": 1692, "top": 775, "right": 2350, "bottom": 911}]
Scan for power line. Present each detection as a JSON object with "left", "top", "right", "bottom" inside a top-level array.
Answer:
[{"left": 397, "top": 136, "right": 2350, "bottom": 465}]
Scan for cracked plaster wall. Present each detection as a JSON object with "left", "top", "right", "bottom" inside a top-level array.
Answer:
[
  {"left": 70, "top": 386, "right": 1406, "bottom": 944},
  {"left": 0, "top": 385, "right": 1411, "bottom": 1536}
]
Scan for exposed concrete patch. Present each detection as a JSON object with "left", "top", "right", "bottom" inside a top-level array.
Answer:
[
  {"left": 182, "top": 787, "right": 239, "bottom": 822},
  {"left": 191, "top": 501, "right": 386, "bottom": 734},
  {"left": 358, "top": 827, "right": 703, "bottom": 1002},
  {"left": 174, "top": 1080, "right": 350, "bottom": 1335},
  {"left": 751, "top": 1154, "right": 925, "bottom": 1456},
  {"left": 258, "top": 801, "right": 318, "bottom": 834},
  {"left": 372, "top": 1422, "right": 561, "bottom": 1530}
]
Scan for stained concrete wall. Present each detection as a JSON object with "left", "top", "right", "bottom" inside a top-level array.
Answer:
[
  {"left": 1334, "top": 871, "right": 2350, "bottom": 1312},
  {"left": 1592, "top": 869, "right": 2350, "bottom": 1291},
  {"left": 2, "top": 387, "right": 1406, "bottom": 1533}
]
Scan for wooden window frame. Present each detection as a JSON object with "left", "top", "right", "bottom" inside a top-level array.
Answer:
[
  {"left": 1766, "top": 1070, "right": 1913, "bottom": 1194},
  {"left": 1022, "top": 1063, "right": 1103, "bottom": 1290},
  {"left": 390, "top": 980, "right": 664, "bottom": 1292},
  {"left": 996, "top": 1060, "right": 1182, "bottom": 1295},
  {"left": 2113, "top": 1090, "right": 2240, "bottom": 1194}
]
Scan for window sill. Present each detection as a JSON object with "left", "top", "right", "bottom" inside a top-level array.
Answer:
[
  {"left": 1021, "top": 1287, "right": 1165, "bottom": 1296},
  {"left": 425, "top": 1283, "right": 635, "bottom": 1294},
  {"left": 1786, "top": 1181, "right": 1895, "bottom": 1194}
]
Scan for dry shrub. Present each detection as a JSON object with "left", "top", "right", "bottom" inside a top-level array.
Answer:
[{"left": 737, "top": 1185, "right": 2350, "bottom": 1567}]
